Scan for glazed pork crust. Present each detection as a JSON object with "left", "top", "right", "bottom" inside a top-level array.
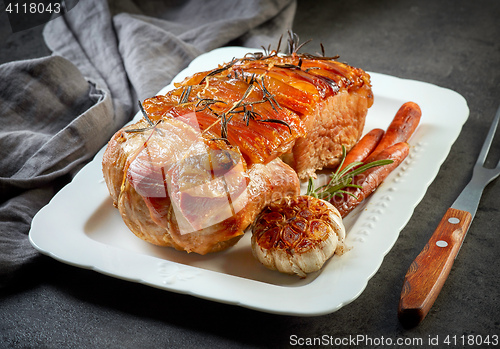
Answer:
[{"left": 175, "top": 53, "right": 373, "bottom": 178}]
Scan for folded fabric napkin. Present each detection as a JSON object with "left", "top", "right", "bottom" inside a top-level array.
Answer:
[{"left": 0, "top": 0, "right": 296, "bottom": 285}]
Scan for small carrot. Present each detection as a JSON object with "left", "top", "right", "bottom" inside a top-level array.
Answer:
[
  {"left": 364, "top": 102, "right": 421, "bottom": 163},
  {"left": 339, "top": 128, "right": 385, "bottom": 172},
  {"left": 331, "top": 142, "right": 410, "bottom": 218}
]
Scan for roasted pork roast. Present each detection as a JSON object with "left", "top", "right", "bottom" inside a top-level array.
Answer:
[{"left": 102, "top": 46, "right": 372, "bottom": 254}]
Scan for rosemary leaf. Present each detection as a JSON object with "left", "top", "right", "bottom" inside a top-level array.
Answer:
[
  {"left": 308, "top": 145, "right": 394, "bottom": 201},
  {"left": 180, "top": 86, "right": 192, "bottom": 104},
  {"left": 306, "top": 177, "right": 316, "bottom": 197},
  {"left": 124, "top": 120, "right": 163, "bottom": 134},
  {"left": 138, "top": 100, "right": 154, "bottom": 126}
]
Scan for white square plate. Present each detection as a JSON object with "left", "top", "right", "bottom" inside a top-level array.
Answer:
[{"left": 29, "top": 47, "right": 469, "bottom": 316}]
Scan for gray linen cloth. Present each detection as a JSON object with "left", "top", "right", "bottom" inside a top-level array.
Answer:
[{"left": 0, "top": 0, "right": 297, "bottom": 285}]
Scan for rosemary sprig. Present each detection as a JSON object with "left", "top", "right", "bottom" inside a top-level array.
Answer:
[
  {"left": 125, "top": 100, "right": 164, "bottom": 135},
  {"left": 258, "top": 119, "right": 292, "bottom": 133},
  {"left": 195, "top": 97, "right": 226, "bottom": 112},
  {"left": 125, "top": 120, "right": 163, "bottom": 134},
  {"left": 138, "top": 100, "right": 154, "bottom": 126},
  {"left": 201, "top": 60, "right": 238, "bottom": 83},
  {"left": 256, "top": 76, "right": 282, "bottom": 112},
  {"left": 306, "top": 146, "right": 394, "bottom": 201},
  {"left": 287, "top": 30, "right": 312, "bottom": 55},
  {"left": 179, "top": 86, "right": 192, "bottom": 104}
]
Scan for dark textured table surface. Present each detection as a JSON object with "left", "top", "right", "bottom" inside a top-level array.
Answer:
[{"left": 1, "top": 1, "right": 499, "bottom": 348}]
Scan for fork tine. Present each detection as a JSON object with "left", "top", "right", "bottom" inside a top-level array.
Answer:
[{"left": 476, "top": 105, "right": 500, "bottom": 166}]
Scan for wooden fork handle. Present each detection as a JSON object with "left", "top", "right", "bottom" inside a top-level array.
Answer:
[{"left": 398, "top": 208, "right": 472, "bottom": 327}]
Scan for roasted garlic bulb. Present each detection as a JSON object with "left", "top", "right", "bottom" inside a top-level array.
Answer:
[{"left": 251, "top": 195, "right": 347, "bottom": 277}]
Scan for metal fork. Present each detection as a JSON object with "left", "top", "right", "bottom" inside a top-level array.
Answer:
[
  {"left": 398, "top": 105, "right": 500, "bottom": 327},
  {"left": 451, "top": 106, "right": 500, "bottom": 218}
]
